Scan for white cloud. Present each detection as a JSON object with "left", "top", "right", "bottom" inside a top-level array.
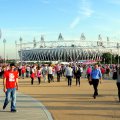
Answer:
[
  {"left": 69, "top": 0, "right": 93, "bottom": 29},
  {"left": 70, "top": 16, "right": 81, "bottom": 29},
  {"left": 80, "top": 0, "right": 94, "bottom": 17}
]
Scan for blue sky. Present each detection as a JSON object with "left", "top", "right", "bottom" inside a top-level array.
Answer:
[{"left": 0, "top": 0, "right": 120, "bottom": 58}]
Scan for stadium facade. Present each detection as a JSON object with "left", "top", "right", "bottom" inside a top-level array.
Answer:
[{"left": 18, "top": 35, "right": 119, "bottom": 62}]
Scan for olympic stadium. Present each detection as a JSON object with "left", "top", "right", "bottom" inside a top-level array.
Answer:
[{"left": 18, "top": 35, "right": 120, "bottom": 62}]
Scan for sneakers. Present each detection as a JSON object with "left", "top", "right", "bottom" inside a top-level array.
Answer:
[
  {"left": 3, "top": 105, "right": 6, "bottom": 110},
  {"left": 93, "top": 95, "right": 96, "bottom": 99},
  {"left": 11, "top": 109, "right": 17, "bottom": 112}
]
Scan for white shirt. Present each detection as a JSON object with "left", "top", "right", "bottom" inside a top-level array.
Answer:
[
  {"left": 48, "top": 66, "right": 53, "bottom": 74},
  {"left": 65, "top": 67, "right": 73, "bottom": 76}
]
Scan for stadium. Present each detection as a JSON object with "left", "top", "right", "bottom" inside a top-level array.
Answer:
[{"left": 18, "top": 34, "right": 120, "bottom": 62}]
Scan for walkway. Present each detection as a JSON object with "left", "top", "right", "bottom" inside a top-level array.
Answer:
[{"left": 0, "top": 91, "right": 53, "bottom": 120}]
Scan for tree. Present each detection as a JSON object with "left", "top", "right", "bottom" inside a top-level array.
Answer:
[
  {"left": 102, "top": 52, "right": 119, "bottom": 64},
  {"left": 102, "top": 52, "right": 112, "bottom": 64}
]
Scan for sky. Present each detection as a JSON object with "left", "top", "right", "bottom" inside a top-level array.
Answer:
[{"left": 0, "top": 0, "right": 120, "bottom": 59}]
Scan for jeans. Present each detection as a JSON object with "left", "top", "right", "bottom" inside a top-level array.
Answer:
[
  {"left": 48, "top": 74, "right": 53, "bottom": 83},
  {"left": 67, "top": 76, "right": 72, "bottom": 86},
  {"left": 76, "top": 76, "right": 80, "bottom": 86},
  {"left": 22, "top": 73, "right": 24, "bottom": 79},
  {"left": 57, "top": 71, "right": 61, "bottom": 82},
  {"left": 3, "top": 88, "right": 16, "bottom": 111}
]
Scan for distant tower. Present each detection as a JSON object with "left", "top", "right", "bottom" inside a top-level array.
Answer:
[
  {"left": 40, "top": 35, "right": 45, "bottom": 48},
  {"left": 98, "top": 34, "right": 102, "bottom": 41},
  {"left": 58, "top": 33, "right": 64, "bottom": 41},
  {"left": 80, "top": 33, "right": 86, "bottom": 40},
  {"left": 97, "top": 34, "right": 103, "bottom": 46},
  {"left": 107, "top": 36, "right": 109, "bottom": 48},
  {"left": 33, "top": 38, "right": 36, "bottom": 48}
]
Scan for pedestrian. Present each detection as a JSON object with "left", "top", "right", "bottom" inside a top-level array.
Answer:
[
  {"left": 90, "top": 64, "right": 102, "bottom": 99},
  {"left": 37, "top": 66, "right": 42, "bottom": 84},
  {"left": 116, "top": 67, "right": 120, "bottom": 102},
  {"left": 47, "top": 64, "right": 53, "bottom": 83},
  {"left": 21, "top": 65, "right": 26, "bottom": 79},
  {"left": 76, "top": 65, "right": 82, "bottom": 87},
  {"left": 3, "top": 63, "right": 19, "bottom": 112},
  {"left": 55, "top": 64, "right": 61, "bottom": 82},
  {"left": 65, "top": 65, "right": 73, "bottom": 87},
  {"left": 86, "top": 65, "right": 92, "bottom": 81},
  {"left": 30, "top": 66, "right": 35, "bottom": 85},
  {"left": 42, "top": 64, "right": 47, "bottom": 82}
]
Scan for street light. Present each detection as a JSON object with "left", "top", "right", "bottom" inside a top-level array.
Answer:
[
  {"left": 110, "top": 49, "right": 112, "bottom": 65},
  {"left": 117, "top": 43, "right": 119, "bottom": 66},
  {"left": 19, "top": 37, "right": 23, "bottom": 66},
  {"left": 3, "top": 39, "right": 6, "bottom": 64},
  {"left": 15, "top": 40, "right": 17, "bottom": 62}
]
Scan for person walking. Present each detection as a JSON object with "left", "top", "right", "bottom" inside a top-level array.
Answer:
[
  {"left": 3, "top": 63, "right": 19, "bottom": 112},
  {"left": 65, "top": 65, "right": 73, "bottom": 87},
  {"left": 30, "top": 66, "right": 35, "bottom": 85},
  {"left": 37, "top": 66, "right": 42, "bottom": 84},
  {"left": 42, "top": 64, "right": 47, "bottom": 83},
  {"left": 76, "top": 65, "right": 82, "bottom": 87},
  {"left": 90, "top": 64, "right": 102, "bottom": 99},
  {"left": 86, "top": 65, "right": 92, "bottom": 81},
  {"left": 55, "top": 64, "right": 61, "bottom": 82},
  {"left": 47, "top": 64, "right": 53, "bottom": 83},
  {"left": 116, "top": 67, "right": 120, "bottom": 102}
]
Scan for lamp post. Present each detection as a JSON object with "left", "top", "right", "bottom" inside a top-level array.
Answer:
[
  {"left": 19, "top": 37, "right": 22, "bottom": 66},
  {"left": 3, "top": 39, "right": 6, "bottom": 64},
  {"left": 110, "top": 49, "right": 112, "bottom": 65},
  {"left": 117, "top": 43, "right": 119, "bottom": 66},
  {"left": 104, "top": 58, "right": 105, "bottom": 65},
  {"left": 15, "top": 40, "right": 17, "bottom": 62}
]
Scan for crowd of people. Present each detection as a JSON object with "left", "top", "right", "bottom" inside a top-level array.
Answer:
[{"left": 0, "top": 62, "right": 120, "bottom": 113}]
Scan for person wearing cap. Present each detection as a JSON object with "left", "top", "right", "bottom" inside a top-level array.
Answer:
[{"left": 3, "top": 63, "right": 19, "bottom": 112}]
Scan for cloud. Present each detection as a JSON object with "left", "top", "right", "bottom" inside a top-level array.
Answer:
[
  {"left": 69, "top": 0, "right": 93, "bottom": 29},
  {"left": 70, "top": 16, "right": 81, "bottom": 29},
  {"left": 79, "top": 0, "right": 94, "bottom": 17}
]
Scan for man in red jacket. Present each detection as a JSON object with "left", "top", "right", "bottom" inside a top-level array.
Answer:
[{"left": 3, "top": 63, "right": 19, "bottom": 112}]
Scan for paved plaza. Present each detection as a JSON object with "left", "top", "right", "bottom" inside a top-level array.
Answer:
[
  {"left": 0, "top": 77, "right": 120, "bottom": 120},
  {"left": 0, "top": 90, "right": 53, "bottom": 120}
]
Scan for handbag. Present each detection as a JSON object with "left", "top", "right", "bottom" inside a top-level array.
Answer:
[{"left": 89, "top": 80, "right": 93, "bottom": 85}]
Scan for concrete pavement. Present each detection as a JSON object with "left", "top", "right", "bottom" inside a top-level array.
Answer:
[{"left": 0, "top": 90, "right": 53, "bottom": 120}]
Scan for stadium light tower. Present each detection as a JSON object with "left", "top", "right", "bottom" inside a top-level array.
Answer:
[
  {"left": 33, "top": 38, "right": 36, "bottom": 48},
  {"left": 40, "top": 35, "right": 45, "bottom": 48},
  {"left": 19, "top": 37, "right": 23, "bottom": 66},
  {"left": 3, "top": 39, "right": 6, "bottom": 64},
  {"left": 58, "top": 33, "right": 64, "bottom": 41},
  {"left": 80, "top": 33, "right": 86, "bottom": 41},
  {"left": 15, "top": 40, "right": 17, "bottom": 62},
  {"left": 117, "top": 43, "right": 120, "bottom": 66}
]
